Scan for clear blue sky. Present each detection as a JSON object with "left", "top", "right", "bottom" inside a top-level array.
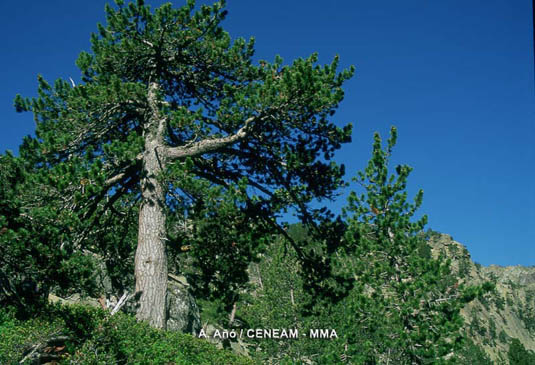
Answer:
[{"left": 1, "top": 1, "right": 533, "bottom": 266}]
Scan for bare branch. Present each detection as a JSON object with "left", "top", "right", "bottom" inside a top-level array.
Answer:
[
  {"left": 104, "top": 153, "right": 143, "bottom": 186},
  {"left": 165, "top": 115, "right": 256, "bottom": 160},
  {"left": 111, "top": 291, "right": 133, "bottom": 315},
  {"left": 229, "top": 302, "right": 237, "bottom": 325},
  {"left": 142, "top": 39, "right": 155, "bottom": 48}
]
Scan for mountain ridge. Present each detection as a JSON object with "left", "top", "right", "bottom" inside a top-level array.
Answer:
[{"left": 429, "top": 233, "right": 535, "bottom": 363}]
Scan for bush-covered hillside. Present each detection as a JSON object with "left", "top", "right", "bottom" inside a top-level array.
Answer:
[{"left": 0, "top": 304, "right": 253, "bottom": 365}]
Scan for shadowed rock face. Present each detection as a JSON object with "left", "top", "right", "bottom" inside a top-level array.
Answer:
[
  {"left": 429, "top": 233, "right": 535, "bottom": 363},
  {"left": 166, "top": 280, "right": 201, "bottom": 335}
]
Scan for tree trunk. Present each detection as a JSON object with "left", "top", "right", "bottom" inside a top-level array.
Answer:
[
  {"left": 132, "top": 81, "right": 250, "bottom": 328},
  {"left": 134, "top": 82, "right": 168, "bottom": 329}
]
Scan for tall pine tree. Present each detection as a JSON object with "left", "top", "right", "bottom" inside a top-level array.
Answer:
[
  {"left": 14, "top": 0, "right": 353, "bottom": 328},
  {"left": 337, "top": 127, "right": 473, "bottom": 363}
]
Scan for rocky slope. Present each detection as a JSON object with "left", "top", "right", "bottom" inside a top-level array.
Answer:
[{"left": 429, "top": 233, "right": 535, "bottom": 363}]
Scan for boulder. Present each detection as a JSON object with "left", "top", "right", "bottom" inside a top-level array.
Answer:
[{"left": 166, "top": 275, "right": 201, "bottom": 335}]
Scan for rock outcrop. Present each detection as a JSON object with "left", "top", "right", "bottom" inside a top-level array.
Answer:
[
  {"left": 429, "top": 233, "right": 535, "bottom": 363},
  {"left": 166, "top": 274, "right": 201, "bottom": 334},
  {"left": 48, "top": 273, "right": 202, "bottom": 336}
]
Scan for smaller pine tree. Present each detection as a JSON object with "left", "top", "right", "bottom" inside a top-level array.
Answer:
[
  {"left": 0, "top": 152, "right": 99, "bottom": 318},
  {"left": 336, "top": 127, "right": 467, "bottom": 363},
  {"left": 237, "top": 127, "right": 489, "bottom": 364}
]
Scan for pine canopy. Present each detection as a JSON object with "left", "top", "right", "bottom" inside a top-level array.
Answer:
[{"left": 13, "top": 0, "right": 354, "bottom": 328}]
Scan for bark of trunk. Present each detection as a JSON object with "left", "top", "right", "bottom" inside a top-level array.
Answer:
[
  {"left": 133, "top": 81, "right": 253, "bottom": 329},
  {"left": 134, "top": 82, "right": 168, "bottom": 329}
]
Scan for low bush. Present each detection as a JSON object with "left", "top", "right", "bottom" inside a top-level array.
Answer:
[{"left": 0, "top": 304, "right": 253, "bottom": 364}]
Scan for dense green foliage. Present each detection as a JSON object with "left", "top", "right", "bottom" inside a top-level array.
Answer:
[
  {"left": 0, "top": 152, "right": 101, "bottom": 318},
  {"left": 456, "top": 338, "right": 493, "bottom": 364},
  {"left": 0, "top": 306, "right": 65, "bottom": 364},
  {"left": 0, "top": 304, "right": 252, "bottom": 364},
  {"left": 235, "top": 128, "right": 487, "bottom": 364},
  {"left": 508, "top": 338, "right": 535, "bottom": 365},
  {"left": 239, "top": 227, "right": 315, "bottom": 363},
  {"left": 10, "top": 0, "right": 354, "bottom": 321},
  {"left": 335, "top": 128, "right": 467, "bottom": 363}
]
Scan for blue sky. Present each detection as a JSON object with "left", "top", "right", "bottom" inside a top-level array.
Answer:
[{"left": 1, "top": 1, "right": 533, "bottom": 266}]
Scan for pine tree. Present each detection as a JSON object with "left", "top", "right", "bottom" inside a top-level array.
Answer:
[
  {"left": 337, "top": 127, "right": 470, "bottom": 363},
  {"left": 237, "top": 128, "right": 487, "bottom": 364},
  {"left": 14, "top": 0, "right": 353, "bottom": 328},
  {"left": 0, "top": 152, "right": 99, "bottom": 317}
]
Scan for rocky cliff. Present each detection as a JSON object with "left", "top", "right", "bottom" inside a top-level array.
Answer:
[{"left": 429, "top": 233, "right": 535, "bottom": 363}]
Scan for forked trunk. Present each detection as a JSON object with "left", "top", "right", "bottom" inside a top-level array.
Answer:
[{"left": 132, "top": 81, "right": 249, "bottom": 328}]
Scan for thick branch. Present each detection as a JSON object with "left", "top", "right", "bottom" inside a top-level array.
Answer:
[
  {"left": 164, "top": 116, "right": 256, "bottom": 160},
  {"left": 104, "top": 153, "right": 143, "bottom": 186}
]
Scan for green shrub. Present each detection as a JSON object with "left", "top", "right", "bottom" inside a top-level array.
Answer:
[
  {"left": 89, "top": 312, "right": 253, "bottom": 365},
  {"left": 0, "top": 304, "right": 253, "bottom": 365},
  {"left": 457, "top": 338, "right": 493, "bottom": 365},
  {"left": 508, "top": 338, "right": 535, "bottom": 365},
  {"left": 0, "top": 307, "right": 65, "bottom": 364}
]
